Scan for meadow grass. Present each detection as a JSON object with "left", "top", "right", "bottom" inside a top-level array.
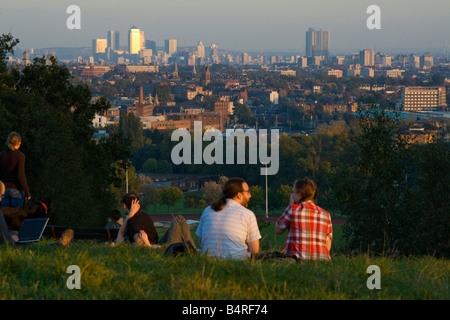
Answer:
[{"left": 0, "top": 223, "right": 448, "bottom": 300}]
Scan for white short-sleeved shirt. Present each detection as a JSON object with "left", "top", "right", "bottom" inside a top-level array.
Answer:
[{"left": 196, "top": 199, "right": 261, "bottom": 260}]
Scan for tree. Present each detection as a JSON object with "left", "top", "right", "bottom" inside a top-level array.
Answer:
[
  {"left": 140, "top": 185, "right": 161, "bottom": 214},
  {"left": 246, "top": 185, "right": 264, "bottom": 212},
  {"left": 334, "top": 107, "right": 410, "bottom": 255},
  {"left": 0, "top": 34, "right": 132, "bottom": 227},
  {"left": 201, "top": 176, "right": 228, "bottom": 205},
  {"left": 406, "top": 139, "right": 450, "bottom": 257},
  {"left": 142, "top": 158, "right": 158, "bottom": 173},
  {"left": 276, "top": 184, "right": 292, "bottom": 210},
  {"left": 184, "top": 193, "right": 207, "bottom": 213},
  {"left": 431, "top": 73, "right": 445, "bottom": 86},
  {"left": 160, "top": 186, "right": 184, "bottom": 212},
  {"left": 233, "top": 103, "right": 255, "bottom": 126},
  {"left": 118, "top": 111, "right": 146, "bottom": 150}
]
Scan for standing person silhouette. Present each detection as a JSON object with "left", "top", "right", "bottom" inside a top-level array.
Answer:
[{"left": 0, "top": 132, "right": 31, "bottom": 208}]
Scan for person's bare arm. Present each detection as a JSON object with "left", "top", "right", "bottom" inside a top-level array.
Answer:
[
  {"left": 247, "top": 239, "right": 260, "bottom": 255},
  {"left": 275, "top": 217, "right": 288, "bottom": 235}
]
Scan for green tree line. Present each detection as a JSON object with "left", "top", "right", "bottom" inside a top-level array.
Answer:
[{"left": 0, "top": 34, "right": 131, "bottom": 227}]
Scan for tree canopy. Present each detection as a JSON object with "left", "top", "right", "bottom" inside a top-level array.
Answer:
[{"left": 0, "top": 33, "right": 131, "bottom": 226}]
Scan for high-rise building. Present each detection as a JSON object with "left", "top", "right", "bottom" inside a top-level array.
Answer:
[
  {"left": 305, "top": 28, "right": 329, "bottom": 58},
  {"left": 140, "top": 30, "right": 146, "bottom": 50},
  {"left": 197, "top": 41, "right": 205, "bottom": 59},
  {"left": 107, "top": 31, "right": 119, "bottom": 51},
  {"left": 420, "top": 55, "right": 434, "bottom": 68},
  {"left": 128, "top": 26, "right": 141, "bottom": 55},
  {"left": 92, "top": 38, "right": 107, "bottom": 56},
  {"left": 210, "top": 44, "right": 219, "bottom": 64},
  {"left": 165, "top": 39, "right": 177, "bottom": 56},
  {"left": 360, "top": 49, "right": 375, "bottom": 66},
  {"left": 145, "top": 40, "right": 157, "bottom": 52}
]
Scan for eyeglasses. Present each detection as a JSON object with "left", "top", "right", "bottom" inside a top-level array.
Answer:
[{"left": 241, "top": 189, "right": 251, "bottom": 194}]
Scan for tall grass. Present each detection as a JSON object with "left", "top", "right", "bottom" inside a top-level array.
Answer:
[{"left": 0, "top": 222, "right": 448, "bottom": 300}]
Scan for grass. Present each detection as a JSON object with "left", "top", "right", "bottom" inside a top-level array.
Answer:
[{"left": 0, "top": 221, "right": 448, "bottom": 300}]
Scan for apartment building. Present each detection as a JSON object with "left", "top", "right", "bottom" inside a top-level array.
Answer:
[{"left": 400, "top": 87, "right": 447, "bottom": 111}]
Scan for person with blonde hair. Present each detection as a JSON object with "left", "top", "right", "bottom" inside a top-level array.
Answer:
[
  {"left": 0, "top": 132, "right": 31, "bottom": 207},
  {"left": 275, "top": 178, "right": 333, "bottom": 261}
]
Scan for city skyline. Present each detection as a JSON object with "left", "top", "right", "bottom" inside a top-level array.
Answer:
[{"left": 1, "top": 0, "right": 449, "bottom": 55}]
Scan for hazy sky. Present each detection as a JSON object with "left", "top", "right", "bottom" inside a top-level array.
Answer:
[{"left": 1, "top": 0, "right": 449, "bottom": 54}]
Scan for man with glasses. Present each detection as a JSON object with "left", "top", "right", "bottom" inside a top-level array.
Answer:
[{"left": 196, "top": 177, "right": 261, "bottom": 260}]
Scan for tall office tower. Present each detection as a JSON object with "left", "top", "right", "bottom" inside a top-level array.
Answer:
[
  {"left": 165, "top": 39, "right": 177, "bottom": 56},
  {"left": 107, "top": 31, "right": 119, "bottom": 51},
  {"left": 145, "top": 40, "right": 157, "bottom": 52},
  {"left": 409, "top": 54, "right": 420, "bottom": 68},
  {"left": 241, "top": 52, "right": 250, "bottom": 64},
  {"left": 305, "top": 28, "right": 330, "bottom": 58},
  {"left": 197, "top": 41, "right": 205, "bottom": 58},
  {"left": 128, "top": 26, "right": 141, "bottom": 54},
  {"left": 210, "top": 44, "right": 219, "bottom": 64},
  {"left": 420, "top": 55, "right": 434, "bottom": 67},
  {"left": 140, "top": 30, "right": 146, "bottom": 50},
  {"left": 360, "top": 49, "right": 375, "bottom": 66},
  {"left": 92, "top": 38, "right": 107, "bottom": 56}
]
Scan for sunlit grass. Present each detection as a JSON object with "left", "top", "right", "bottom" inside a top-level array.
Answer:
[{"left": 0, "top": 227, "right": 448, "bottom": 300}]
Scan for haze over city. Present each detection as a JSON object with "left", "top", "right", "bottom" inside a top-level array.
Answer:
[{"left": 1, "top": 0, "right": 449, "bottom": 54}]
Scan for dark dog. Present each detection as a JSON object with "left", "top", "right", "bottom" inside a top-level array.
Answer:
[{"left": 1, "top": 198, "right": 53, "bottom": 231}]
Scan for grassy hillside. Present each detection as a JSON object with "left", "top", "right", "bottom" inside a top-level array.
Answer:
[{"left": 0, "top": 222, "right": 447, "bottom": 300}]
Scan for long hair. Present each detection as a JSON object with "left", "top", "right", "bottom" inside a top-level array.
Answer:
[
  {"left": 7, "top": 132, "right": 21, "bottom": 150},
  {"left": 293, "top": 178, "right": 317, "bottom": 203},
  {"left": 122, "top": 192, "right": 139, "bottom": 210},
  {"left": 211, "top": 178, "right": 245, "bottom": 212}
]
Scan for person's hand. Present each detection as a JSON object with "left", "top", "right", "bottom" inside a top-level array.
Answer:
[
  {"left": 11, "top": 234, "right": 19, "bottom": 243},
  {"left": 137, "top": 230, "right": 152, "bottom": 247},
  {"left": 128, "top": 199, "right": 140, "bottom": 218},
  {"left": 289, "top": 192, "right": 295, "bottom": 205}
]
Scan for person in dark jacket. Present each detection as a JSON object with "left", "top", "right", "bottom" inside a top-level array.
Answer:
[{"left": 0, "top": 132, "right": 31, "bottom": 207}]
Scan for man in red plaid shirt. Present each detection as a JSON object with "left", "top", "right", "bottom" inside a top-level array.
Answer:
[{"left": 276, "top": 178, "right": 332, "bottom": 261}]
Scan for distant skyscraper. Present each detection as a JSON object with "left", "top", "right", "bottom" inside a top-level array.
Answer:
[
  {"left": 107, "top": 31, "right": 119, "bottom": 51},
  {"left": 305, "top": 28, "right": 330, "bottom": 58},
  {"left": 128, "top": 26, "right": 141, "bottom": 54},
  {"left": 210, "top": 44, "right": 219, "bottom": 63},
  {"left": 140, "top": 30, "right": 146, "bottom": 50},
  {"left": 360, "top": 49, "right": 375, "bottom": 66},
  {"left": 92, "top": 38, "right": 107, "bottom": 56},
  {"left": 146, "top": 40, "right": 157, "bottom": 52},
  {"left": 197, "top": 41, "right": 205, "bottom": 58},
  {"left": 165, "top": 39, "right": 177, "bottom": 56}
]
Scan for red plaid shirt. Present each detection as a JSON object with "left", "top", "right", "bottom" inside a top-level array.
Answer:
[{"left": 277, "top": 201, "right": 332, "bottom": 261}]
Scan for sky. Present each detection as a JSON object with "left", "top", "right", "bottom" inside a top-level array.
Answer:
[{"left": 1, "top": 0, "right": 449, "bottom": 55}]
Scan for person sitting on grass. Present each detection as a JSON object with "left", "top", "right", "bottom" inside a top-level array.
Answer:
[
  {"left": 112, "top": 192, "right": 196, "bottom": 250},
  {"left": 275, "top": 178, "right": 333, "bottom": 262},
  {"left": 0, "top": 180, "right": 73, "bottom": 247},
  {"left": 105, "top": 209, "right": 123, "bottom": 229},
  {"left": 112, "top": 192, "right": 158, "bottom": 247},
  {"left": 195, "top": 178, "right": 261, "bottom": 260}
]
